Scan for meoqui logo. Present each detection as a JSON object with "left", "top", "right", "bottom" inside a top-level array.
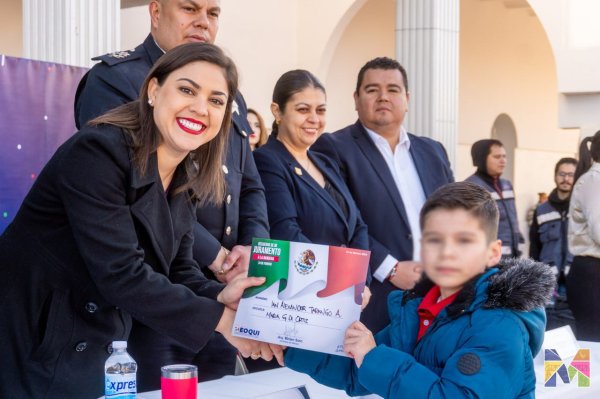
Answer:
[
  {"left": 235, "top": 326, "right": 261, "bottom": 337},
  {"left": 544, "top": 348, "right": 590, "bottom": 387}
]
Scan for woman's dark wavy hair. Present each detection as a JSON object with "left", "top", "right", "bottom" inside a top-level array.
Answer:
[
  {"left": 271, "top": 70, "right": 325, "bottom": 137},
  {"left": 90, "top": 42, "right": 237, "bottom": 205},
  {"left": 574, "top": 130, "right": 600, "bottom": 183}
]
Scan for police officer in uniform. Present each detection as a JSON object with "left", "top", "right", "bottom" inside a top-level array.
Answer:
[{"left": 74, "top": 0, "right": 269, "bottom": 388}]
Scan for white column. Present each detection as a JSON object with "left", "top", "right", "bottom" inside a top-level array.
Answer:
[
  {"left": 23, "top": 0, "right": 120, "bottom": 67},
  {"left": 396, "top": 0, "right": 459, "bottom": 167}
]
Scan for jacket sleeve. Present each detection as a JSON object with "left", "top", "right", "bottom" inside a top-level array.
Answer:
[
  {"left": 321, "top": 155, "right": 370, "bottom": 253},
  {"left": 74, "top": 63, "right": 140, "bottom": 129},
  {"left": 351, "top": 213, "right": 373, "bottom": 285},
  {"left": 284, "top": 325, "right": 393, "bottom": 396},
  {"left": 312, "top": 134, "right": 396, "bottom": 270},
  {"left": 236, "top": 96, "right": 270, "bottom": 245},
  {"left": 436, "top": 141, "right": 455, "bottom": 183},
  {"left": 349, "top": 214, "right": 370, "bottom": 250},
  {"left": 191, "top": 220, "right": 222, "bottom": 267},
  {"left": 580, "top": 173, "right": 600, "bottom": 246},
  {"left": 254, "top": 150, "right": 313, "bottom": 243},
  {"left": 170, "top": 227, "right": 224, "bottom": 297},
  {"left": 237, "top": 138, "right": 270, "bottom": 244},
  {"left": 57, "top": 131, "right": 224, "bottom": 352},
  {"left": 529, "top": 208, "right": 542, "bottom": 260},
  {"left": 357, "top": 312, "right": 530, "bottom": 399},
  {"left": 321, "top": 153, "right": 372, "bottom": 283},
  {"left": 508, "top": 181, "right": 525, "bottom": 245}
]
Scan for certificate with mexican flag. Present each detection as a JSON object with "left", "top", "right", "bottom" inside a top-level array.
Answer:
[{"left": 232, "top": 238, "right": 370, "bottom": 356}]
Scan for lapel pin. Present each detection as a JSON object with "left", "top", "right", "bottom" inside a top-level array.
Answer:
[
  {"left": 294, "top": 167, "right": 303, "bottom": 176},
  {"left": 241, "top": 130, "right": 248, "bottom": 137},
  {"left": 233, "top": 101, "right": 239, "bottom": 115}
]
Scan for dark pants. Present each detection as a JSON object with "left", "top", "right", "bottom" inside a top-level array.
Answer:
[
  {"left": 566, "top": 255, "right": 600, "bottom": 341},
  {"left": 129, "top": 322, "right": 237, "bottom": 392}
]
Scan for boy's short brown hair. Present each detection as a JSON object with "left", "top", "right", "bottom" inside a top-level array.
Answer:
[{"left": 420, "top": 182, "right": 499, "bottom": 242}]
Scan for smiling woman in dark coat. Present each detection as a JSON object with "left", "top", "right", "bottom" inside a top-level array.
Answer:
[{"left": 0, "top": 43, "right": 278, "bottom": 398}]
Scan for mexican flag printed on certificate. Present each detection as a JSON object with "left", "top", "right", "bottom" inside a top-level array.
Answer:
[{"left": 232, "top": 238, "right": 370, "bottom": 356}]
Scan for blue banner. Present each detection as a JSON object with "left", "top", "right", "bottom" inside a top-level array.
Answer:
[{"left": 0, "top": 55, "right": 88, "bottom": 232}]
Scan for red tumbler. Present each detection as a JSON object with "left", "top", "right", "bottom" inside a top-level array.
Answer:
[{"left": 161, "top": 364, "right": 198, "bottom": 399}]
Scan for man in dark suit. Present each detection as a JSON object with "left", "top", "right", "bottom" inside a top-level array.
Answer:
[
  {"left": 74, "top": 0, "right": 269, "bottom": 384},
  {"left": 312, "top": 57, "right": 454, "bottom": 333}
]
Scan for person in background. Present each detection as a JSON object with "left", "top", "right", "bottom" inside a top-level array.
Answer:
[
  {"left": 247, "top": 108, "right": 269, "bottom": 150},
  {"left": 74, "top": 0, "right": 270, "bottom": 384},
  {"left": 285, "top": 182, "right": 554, "bottom": 399},
  {"left": 252, "top": 69, "right": 371, "bottom": 371},
  {"left": 466, "top": 139, "right": 524, "bottom": 258},
  {"left": 0, "top": 43, "right": 281, "bottom": 399},
  {"left": 311, "top": 57, "right": 454, "bottom": 334},
  {"left": 567, "top": 130, "right": 600, "bottom": 341},
  {"left": 529, "top": 157, "right": 577, "bottom": 331},
  {"left": 526, "top": 192, "right": 547, "bottom": 226}
]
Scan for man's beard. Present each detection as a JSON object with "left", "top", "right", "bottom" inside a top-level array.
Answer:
[{"left": 557, "top": 184, "right": 572, "bottom": 196}]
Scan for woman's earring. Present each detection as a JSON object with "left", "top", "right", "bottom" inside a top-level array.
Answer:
[{"left": 148, "top": 98, "right": 154, "bottom": 107}]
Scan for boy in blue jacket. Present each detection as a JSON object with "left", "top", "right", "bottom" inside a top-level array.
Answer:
[{"left": 285, "top": 182, "right": 555, "bottom": 398}]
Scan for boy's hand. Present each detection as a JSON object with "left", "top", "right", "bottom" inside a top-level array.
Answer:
[{"left": 344, "top": 321, "right": 376, "bottom": 368}]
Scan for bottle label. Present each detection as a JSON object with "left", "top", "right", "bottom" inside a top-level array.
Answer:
[{"left": 105, "top": 373, "right": 136, "bottom": 398}]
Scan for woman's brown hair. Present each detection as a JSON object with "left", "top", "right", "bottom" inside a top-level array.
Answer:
[
  {"left": 90, "top": 42, "right": 238, "bottom": 205},
  {"left": 247, "top": 108, "right": 269, "bottom": 149}
]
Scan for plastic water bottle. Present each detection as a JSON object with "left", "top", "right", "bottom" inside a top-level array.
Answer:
[{"left": 104, "top": 341, "right": 137, "bottom": 398}]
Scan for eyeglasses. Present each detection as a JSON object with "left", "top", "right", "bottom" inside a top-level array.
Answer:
[{"left": 557, "top": 172, "right": 575, "bottom": 178}]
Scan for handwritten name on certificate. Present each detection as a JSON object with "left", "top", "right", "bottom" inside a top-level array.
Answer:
[{"left": 233, "top": 238, "right": 370, "bottom": 356}]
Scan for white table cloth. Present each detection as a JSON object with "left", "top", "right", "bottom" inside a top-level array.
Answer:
[{"left": 100, "top": 340, "right": 600, "bottom": 398}]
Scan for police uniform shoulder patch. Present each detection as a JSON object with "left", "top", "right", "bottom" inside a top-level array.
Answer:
[
  {"left": 457, "top": 353, "right": 481, "bottom": 375},
  {"left": 109, "top": 50, "right": 132, "bottom": 59},
  {"left": 93, "top": 48, "right": 141, "bottom": 66}
]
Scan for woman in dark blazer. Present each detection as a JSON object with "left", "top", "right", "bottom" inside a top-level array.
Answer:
[
  {"left": 251, "top": 71, "right": 370, "bottom": 372},
  {"left": 254, "top": 70, "right": 369, "bottom": 251},
  {"left": 0, "top": 43, "right": 279, "bottom": 398},
  {"left": 255, "top": 134, "right": 368, "bottom": 248}
]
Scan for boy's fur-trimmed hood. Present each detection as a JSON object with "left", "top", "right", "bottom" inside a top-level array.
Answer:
[
  {"left": 404, "top": 257, "right": 556, "bottom": 317},
  {"left": 483, "top": 257, "right": 556, "bottom": 311}
]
